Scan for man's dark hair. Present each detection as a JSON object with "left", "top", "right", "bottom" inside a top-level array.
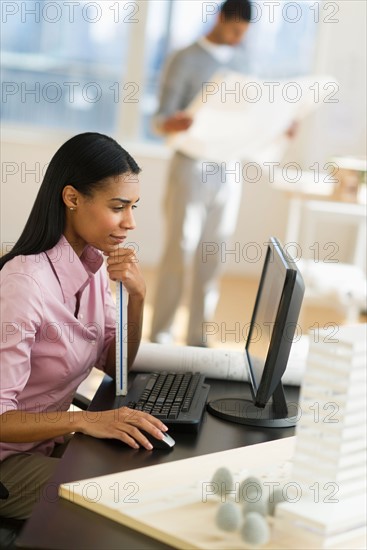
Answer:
[{"left": 220, "top": 0, "right": 252, "bottom": 22}]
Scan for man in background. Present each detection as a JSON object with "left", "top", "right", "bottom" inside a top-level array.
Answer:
[{"left": 150, "top": 0, "right": 252, "bottom": 347}]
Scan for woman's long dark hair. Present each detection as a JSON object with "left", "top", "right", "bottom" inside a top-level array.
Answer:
[{"left": 1, "top": 132, "right": 141, "bottom": 269}]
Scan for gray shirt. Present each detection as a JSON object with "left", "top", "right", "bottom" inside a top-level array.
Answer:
[{"left": 155, "top": 41, "right": 250, "bottom": 123}]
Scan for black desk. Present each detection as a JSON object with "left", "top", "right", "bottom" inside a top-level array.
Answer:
[{"left": 17, "top": 376, "right": 298, "bottom": 550}]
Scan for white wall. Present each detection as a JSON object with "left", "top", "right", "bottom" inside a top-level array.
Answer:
[
  {"left": 1, "top": 1, "right": 366, "bottom": 277},
  {"left": 300, "top": 0, "right": 366, "bottom": 166}
]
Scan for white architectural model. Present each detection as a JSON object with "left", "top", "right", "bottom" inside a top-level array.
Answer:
[{"left": 274, "top": 323, "right": 367, "bottom": 549}]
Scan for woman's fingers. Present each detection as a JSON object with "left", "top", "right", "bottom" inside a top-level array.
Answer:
[
  {"left": 108, "top": 408, "right": 168, "bottom": 450},
  {"left": 119, "top": 407, "right": 168, "bottom": 431},
  {"left": 105, "top": 248, "right": 145, "bottom": 297}
]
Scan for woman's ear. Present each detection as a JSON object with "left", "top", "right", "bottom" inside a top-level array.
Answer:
[{"left": 62, "top": 185, "right": 79, "bottom": 209}]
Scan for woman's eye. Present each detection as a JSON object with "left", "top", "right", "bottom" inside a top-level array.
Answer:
[{"left": 112, "top": 205, "right": 138, "bottom": 212}]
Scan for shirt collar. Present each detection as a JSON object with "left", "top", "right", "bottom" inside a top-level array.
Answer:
[
  {"left": 45, "top": 235, "right": 104, "bottom": 302},
  {"left": 198, "top": 37, "right": 235, "bottom": 63}
]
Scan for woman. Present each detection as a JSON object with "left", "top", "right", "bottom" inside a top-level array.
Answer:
[{"left": 0, "top": 132, "right": 168, "bottom": 519}]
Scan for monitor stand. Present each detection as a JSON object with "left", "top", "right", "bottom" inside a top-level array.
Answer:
[{"left": 207, "top": 382, "right": 298, "bottom": 428}]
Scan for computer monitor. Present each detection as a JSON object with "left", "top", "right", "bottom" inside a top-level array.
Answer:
[{"left": 207, "top": 237, "right": 305, "bottom": 428}]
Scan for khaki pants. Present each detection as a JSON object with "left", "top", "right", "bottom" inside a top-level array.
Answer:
[
  {"left": 0, "top": 438, "right": 70, "bottom": 520},
  {"left": 151, "top": 152, "right": 243, "bottom": 346}
]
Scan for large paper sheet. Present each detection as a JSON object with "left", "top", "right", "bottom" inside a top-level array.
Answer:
[
  {"left": 131, "top": 336, "right": 309, "bottom": 386},
  {"left": 168, "top": 72, "right": 336, "bottom": 163}
]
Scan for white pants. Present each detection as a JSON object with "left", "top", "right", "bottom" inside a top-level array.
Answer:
[{"left": 151, "top": 152, "right": 242, "bottom": 346}]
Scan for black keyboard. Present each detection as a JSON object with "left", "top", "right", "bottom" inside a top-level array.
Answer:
[{"left": 115, "top": 372, "right": 210, "bottom": 432}]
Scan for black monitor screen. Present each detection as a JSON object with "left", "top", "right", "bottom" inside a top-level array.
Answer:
[
  {"left": 207, "top": 237, "right": 304, "bottom": 427},
  {"left": 247, "top": 254, "right": 286, "bottom": 391},
  {"left": 245, "top": 237, "right": 305, "bottom": 409}
]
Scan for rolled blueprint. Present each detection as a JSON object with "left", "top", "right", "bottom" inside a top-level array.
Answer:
[{"left": 132, "top": 338, "right": 309, "bottom": 387}]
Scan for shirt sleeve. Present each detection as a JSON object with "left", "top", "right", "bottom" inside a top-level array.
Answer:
[
  {"left": 153, "top": 50, "right": 191, "bottom": 132},
  {"left": 0, "top": 273, "right": 44, "bottom": 415},
  {"left": 94, "top": 267, "right": 116, "bottom": 372}
]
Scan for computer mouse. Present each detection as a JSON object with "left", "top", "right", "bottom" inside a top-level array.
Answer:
[{"left": 140, "top": 430, "right": 175, "bottom": 450}]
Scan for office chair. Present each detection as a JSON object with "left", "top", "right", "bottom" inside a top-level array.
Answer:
[
  {"left": 0, "top": 483, "right": 25, "bottom": 550},
  {"left": 72, "top": 391, "right": 92, "bottom": 411},
  {"left": 0, "top": 393, "right": 91, "bottom": 549}
]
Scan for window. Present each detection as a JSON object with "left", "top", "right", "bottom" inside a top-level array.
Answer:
[
  {"left": 1, "top": 0, "right": 319, "bottom": 140},
  {"left": 1, "top": 0, "right": 132, "bottom": 133}
]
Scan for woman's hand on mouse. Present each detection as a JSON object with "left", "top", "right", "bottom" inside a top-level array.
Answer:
[{"left": 77, "top": 407, "right": 167, "bottom": 450}]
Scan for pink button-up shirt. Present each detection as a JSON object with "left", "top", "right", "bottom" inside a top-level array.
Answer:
[{"left": 0, "top": 236, "right": 116, "bottom": 460}]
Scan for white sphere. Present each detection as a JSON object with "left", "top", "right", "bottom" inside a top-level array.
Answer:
[
  {"left": 215, "top": 502, "right": 241, "bottom": 532},
  {"left": 240, "top": 512, "right": 270, "bottom": 546},
  {"left": 238, "top": 476, "right": 262, "bottom": 503},
  {"left": 211, "top": 466, "right": 234, "bottom": 497}
]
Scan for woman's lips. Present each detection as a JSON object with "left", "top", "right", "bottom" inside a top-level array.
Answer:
[{"left": 110, "top": 235, "right": 126, "bottom": 243}]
